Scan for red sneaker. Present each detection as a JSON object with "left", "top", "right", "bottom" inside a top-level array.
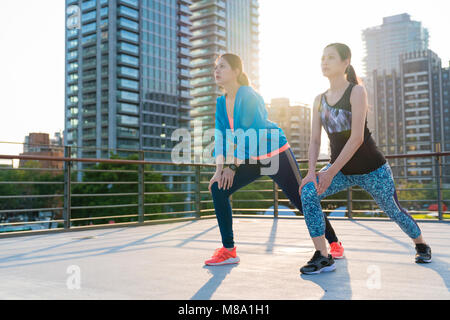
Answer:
[
  {"left": 330, "top": 242, "right": 345, "bottom": 259},
  {"left": 205, "top": 247, "right": 240, "bottom": 266}
]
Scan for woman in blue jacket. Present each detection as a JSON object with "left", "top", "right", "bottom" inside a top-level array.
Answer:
[{"left": 205, "top": 53, "right": 344, "bottom": 266}]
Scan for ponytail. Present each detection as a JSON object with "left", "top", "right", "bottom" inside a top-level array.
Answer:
[
  {"left": 345, "top": 64, "right": 360, "bottom": 85},
  {"left": 238, "top": 71, "right": 250, "bottom": 86}
]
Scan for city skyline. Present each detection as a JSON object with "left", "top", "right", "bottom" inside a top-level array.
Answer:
[{"left": 1, "top": 0, "right": 450, "bottom": 159}]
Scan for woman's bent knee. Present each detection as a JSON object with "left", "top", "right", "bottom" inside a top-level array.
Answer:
[
  {"left": 211, "top": 181, "right": 229, "bottom": 198},
  {"left": 301, "top": 182, "right": 317, "bottom": 201}
]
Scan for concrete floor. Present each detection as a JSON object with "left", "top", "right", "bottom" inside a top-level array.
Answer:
[{"left": 0, "top": 217, "right": 449, "bottom": 300}]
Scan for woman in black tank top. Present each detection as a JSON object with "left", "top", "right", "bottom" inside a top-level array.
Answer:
[
  {"left": 298, "top": 43, "right": 431, "bottom": 275},
  {"left": 319, "top": 82, "right": 386, "bottom": 174}
]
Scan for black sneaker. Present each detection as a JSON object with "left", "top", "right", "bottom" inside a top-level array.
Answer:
[
  {"left": 300, "top": 250, "right": 336, "bottom": 275},
  {"left": 415, "top": 243, "right": 432, "bottom": 263}
]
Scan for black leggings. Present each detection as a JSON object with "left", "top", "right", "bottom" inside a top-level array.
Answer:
[{"left": 210, "top": 148, "right": 339, "bottom": 248}]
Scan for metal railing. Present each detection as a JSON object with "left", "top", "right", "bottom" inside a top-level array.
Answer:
[{"left": 0, "top": 146, "right": 449, "bottom": 237}]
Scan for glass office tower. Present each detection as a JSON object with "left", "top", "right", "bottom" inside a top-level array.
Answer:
[
  {"left": 362, "top": 13, "right": 429, "bottom": 76},
  {"left": 65, "top": 0, "right": 193, "bottom": 161}
]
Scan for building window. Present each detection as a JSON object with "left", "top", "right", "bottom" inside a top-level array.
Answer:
[
  {"left": 119, "top": 5, "right": 138, "bottom": 19},
  {"left": 82, "top": 10, "right": 96, "bottom": 23},
  {"left": 118, "top": 66, "right": 139, "bottom": 78},
  {"left": 119, "top": 17, "right": 139, "bottom": 31},
  {"left": 82, "top": 22, "right": 97, "bottom": 34},
  {"left": 119, "top": 54, "right": 139, "bottom": 66},
  {"left": 119, "top": 42, "right": 139, "bottom": 55},
  {"left": 81, "top": 0, "right": 96, "bottom": 11},
  {"left": 118, "top": 90, "right": 139, "bottom": 102},
  {"left": 118, "top": 79, "right": 139, "bottom": 90},
  {"left": 119, "top": 29, "right": 139, "bottom": 42},
  {"left": 118, "top": 115, "right": 139, "bottom": 126}
]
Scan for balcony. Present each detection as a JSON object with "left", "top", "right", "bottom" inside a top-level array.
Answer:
[
  {"left": 190, "top": 0, "right": 224, "bottom": 11},
  {"left": 178, "top": 47, "right": 192, "bottom": 59},
  {"left": 179, "top": 104, "right": 192, "bottom": 112},
  {"left": 179, "top": 4, "right": 191, "bottom": 16},
  {"left": 179, "top": 69, "right": 191, "bottom": 79},
  {"left": 179, "top": 37, "right": 192, "bottom": 48},
  {"left": 177, "top": 25, "right": 193, "bottom": 38},
  {"left": 179, "top": 114, "right": 193, "bottom": 122},
  {"left": 0, "top": 149, "right": 449, "bottom": 300},
  {"left": 178, "top": 15, "right": 192, "bottom": 27},
  {"left": 191, "top": 17, "right": 226, "bottom": 31},
  {"left": 179, "top": 79, "right": 193, "bottom": 90},
  {"left": 178, "top": 58, "right": 191, "bottom": 69}
]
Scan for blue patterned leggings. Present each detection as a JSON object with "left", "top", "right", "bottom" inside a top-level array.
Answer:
[{"left": 301, "top": 163, "right": 422, "bottom": 239}]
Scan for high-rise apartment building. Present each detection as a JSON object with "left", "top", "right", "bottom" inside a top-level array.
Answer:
[
  {"left": 373, "top": 50, "right": 450, "bottom": 183},
  {"left": 267, "top": 98, "right": 311, "bottom": 160},
  {"left": 189, "top": 0, "right": 260, "bottom": 155},
  {"left": 362, "top": 13, "right": 429, "bottom": 132},
  {"left": 65, "top": 0, "right": 193, "bottom": 162}
]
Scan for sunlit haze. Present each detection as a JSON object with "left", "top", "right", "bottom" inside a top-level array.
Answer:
[{"left": 0, "top": 0, "right": 449, "bottom": 158}]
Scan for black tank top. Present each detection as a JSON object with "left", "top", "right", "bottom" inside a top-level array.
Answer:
[{"left": 319, "top": 83, "right": 386, "bottom": 175}]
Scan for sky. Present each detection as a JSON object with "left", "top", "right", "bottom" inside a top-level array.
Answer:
[
  {"left": 258, "top": 0, "right": 450, "bottom": 104},
  {"left": 0, "top": 0, "right": 449, "bottom": 159}
]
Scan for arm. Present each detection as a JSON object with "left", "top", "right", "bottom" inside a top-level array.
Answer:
[
  {"left": 215, "top": 155, "right": 225, "bottom": 174},
  {"left": 306, "top": 94, "right": 323, "bottom": 175},
  {"left": 299, "top": 94, "right": 323, "bottom": 193},
  {"left": 234, "top": 91, "right": 260, "bottom": 162},
  {"left": 210, "top": 105, "right": 227, "bottom": 192},
  {"left": 326, "top": 85, "right": 367, "bottom": 176},
  {"left": 213, "top": 99, "right": 227, "bottom": 173}
]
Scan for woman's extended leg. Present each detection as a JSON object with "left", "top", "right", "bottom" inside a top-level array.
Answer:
[
  {"left": 348, "top": 163, "right": 431, "bottom": 263},
  {"left": 351, "top": 163, "right": 431, "bottom": 261}
]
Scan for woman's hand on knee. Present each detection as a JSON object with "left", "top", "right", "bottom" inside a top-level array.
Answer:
[
  {"left": 208, "top": 171, "right": 222, "bottom": 193},
  {"left": 299, "top": 171, "right": 318, "bottom": 196},
  {"left": 220, "top": 167, "right": 235, "bottom": 190},
  {"left": 316, "top": 170, "right": 335, "bottom": 195}
]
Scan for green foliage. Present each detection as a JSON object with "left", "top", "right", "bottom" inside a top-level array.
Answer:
[
  {"left": 0, "top": 154, "right": 186, "bottom": 228},
  {"left": 70, "top": 153, "right": 176, "bottom": 226},
  {"left": 0, "top": 162, "right": 64, "bottom": 223}
]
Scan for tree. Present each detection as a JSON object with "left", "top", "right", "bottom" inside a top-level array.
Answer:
[
  {"left": 70, "top": 154, "right": 176, "bottom": 226},
  {"left": 0, "top": 161, "right": 63, "bottom": 225}
]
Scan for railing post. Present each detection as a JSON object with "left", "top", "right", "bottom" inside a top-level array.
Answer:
[
  {"left": 63, "top": 146, "right": 72, "bottom": 230},
  {"left": 435, "top": 144, "right": 443, "bottom": 221},
  {"left": 195, "top": 165, "right": 201, "bottom": 218},
  {"left": 138, "top": 150, "right": 145, "bottom": 224},
  {"left": 273, "top": 181, "right": 278, "bottom": 218},
  {"left": 347, "top": 186, "right": 353, "bottom": 219}
]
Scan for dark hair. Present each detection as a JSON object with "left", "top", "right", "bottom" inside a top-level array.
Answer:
[
  {"left": 216, "top": 53, "right": 251, "bottom": 86},
  {"left": 325, "top": 43, "right": 360, "bottom": 85}
]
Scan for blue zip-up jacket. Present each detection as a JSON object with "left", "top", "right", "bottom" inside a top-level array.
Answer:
[{"left": 213, "top": 86, "right": 289, "bottom": 160}]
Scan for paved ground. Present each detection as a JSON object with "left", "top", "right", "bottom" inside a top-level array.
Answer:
[{"left": 0, "top": 217, "right": 449, "bottom": 300}]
